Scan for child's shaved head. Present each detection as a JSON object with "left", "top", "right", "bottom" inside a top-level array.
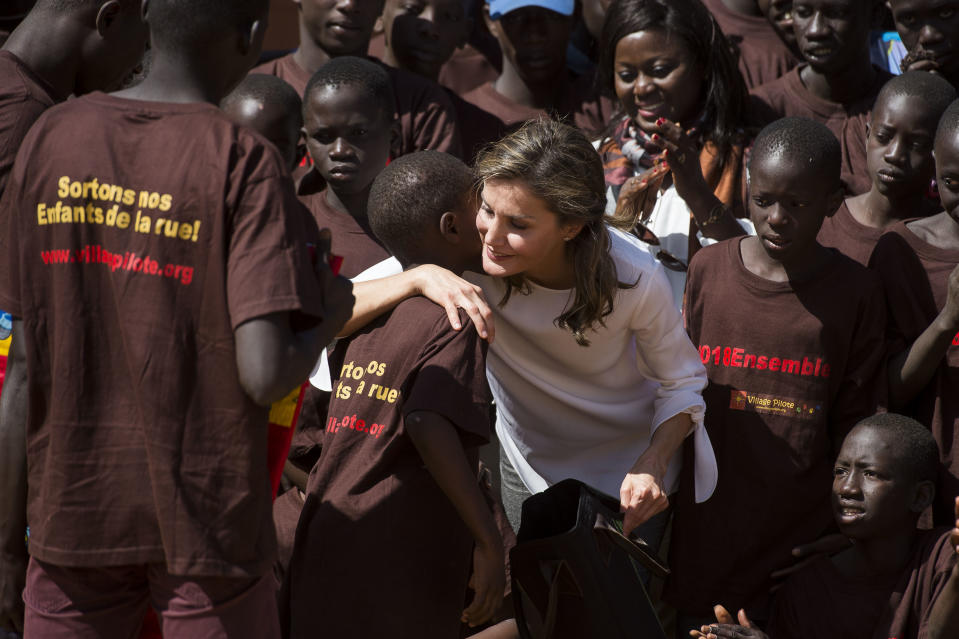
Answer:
[
  {"left": 936, "top": 99, "right": 959, "bottom": 148},
  {"left": 852, "top": 413, "right": 940, "bottom": 484},
  {"left": 749, "top": 116, "right": 842, "bottom": 188},
  {"left": 303, "top": 56, "right": 395, "bottom": 125},
  {"left": 368, "top": 150, "right": 475, "bottom": 266},
  {"left": 221, "top": 74, "right": 304, "bottom": 170},
  {"left": 876, "top": 71, "right": 957, "bottom": 123},
  {"left": 148, "top": 0, "right": 268, "bottom": 51}
]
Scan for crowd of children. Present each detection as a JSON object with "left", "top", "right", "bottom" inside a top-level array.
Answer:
[{"left": 1, "top": 0, "right": 959, "bottom": 638}]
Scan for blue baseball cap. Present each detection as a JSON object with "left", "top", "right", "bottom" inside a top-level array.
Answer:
[{"left": 488, "top": 0, "right": 575, "bottom": 19}]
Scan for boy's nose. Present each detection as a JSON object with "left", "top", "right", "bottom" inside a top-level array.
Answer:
[
  {"left": 918, "top": 23, "right": 944, "bottom": 46},
  {"left": 805, "top": 13, "right": 830, "bottom": 38}
]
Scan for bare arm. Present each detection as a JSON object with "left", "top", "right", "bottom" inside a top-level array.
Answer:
[
  {"left": 0, "top": 324, "right": 27, "bottom": 634},
  {"left": 620, "top": 411, "right": 692, "bottom": 536},
  {"left": 341, "top": 265, "right": 494, "bottom": 342},
  {"left": 888, "top": 264, "right": 959, "bottom": 409},
  {"left": 406, "top": 410, "right": 504, "bottom": 627}
]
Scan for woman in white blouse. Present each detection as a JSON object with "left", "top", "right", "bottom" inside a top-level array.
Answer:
[{"left": 348, "top": 120, "right": 715, "bottom": 553}]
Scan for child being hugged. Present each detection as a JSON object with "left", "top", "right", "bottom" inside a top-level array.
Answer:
[
  {"left": 818, "top": 71, "right": 957, "bottom": 266},
  {"left": 285, "top": 151, "right": 504, "bottom": 638},
  {"left": 870, "top": 99, "right": 959, "bottom": 527},
  {"left": 666, "top": 117, "right": 887, "bottom": 634},
  {"left": 597, "top": 0, "right": 752, "bottom": 308}
]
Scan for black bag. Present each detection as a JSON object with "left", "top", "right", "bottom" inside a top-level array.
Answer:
[{"left": 510, "top": 479, "right": 668, "bottom": 639}]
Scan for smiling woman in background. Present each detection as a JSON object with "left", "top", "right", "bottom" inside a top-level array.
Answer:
[{"left": 596, "top": 0, "right": 753, "bottom": 308}]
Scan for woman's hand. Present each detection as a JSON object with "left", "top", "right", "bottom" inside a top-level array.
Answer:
[
  {"left": 411, "top": 265, "right": 495, "bottom": 342},
  {"left": 620, "top": 459, "right": 669, "bottom": 537},
  {"left": 648, "top": 117, "right": 709, "bottom": 203},
  {"left": 615, "top": 162, "right": 670, "bottom": 224}
]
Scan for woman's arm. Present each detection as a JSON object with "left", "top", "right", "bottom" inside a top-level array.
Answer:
[
  {"left": 340, "top": 265, "right": 495, "bottom": 341},
  {"left": 620, "top": 411, "right": 692, "bottom": 535}
]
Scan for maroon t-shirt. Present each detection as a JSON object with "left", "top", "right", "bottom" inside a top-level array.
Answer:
[
  {"left": 870, "top": 222, "right": 959, "bottom": 525},
  {"left": 701, "top": 0, "right": 799, "bottom": 89},
  {"left": 0, "top": 50, "right": 60, "bottom": 196},
  {"left": 252, "top": 52, "right": 462, "bottom": 159},
  {"left": 286, "top": 299, "right": 490, "bottom": 638},
  {"left": 817, "top": 200, "right": 887, "bottom": 267},
  {"left": 0, "top": 93, "right": 324, "bottom": 577},
  {"left": 766, "top": 528, "right": 957, "bottom": 639},
  {"left": 749, "top": 65, "right": 892, "bottom": 195},
  {"left": 666, "top": 237, "right": 887, "bottom": 616}
]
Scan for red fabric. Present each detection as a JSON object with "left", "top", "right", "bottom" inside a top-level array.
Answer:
[{"left": 266, "top": 383, "right": 308, "bottom": 498}]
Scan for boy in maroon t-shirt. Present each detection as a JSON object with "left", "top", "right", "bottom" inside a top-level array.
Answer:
[
  {"left": 251, "top": 0, "right": 462, "bottom": 158},
  {"left": 696, "top": 414, "right": 959, "bottom": 639},
  {"left": 870, "top": 99, "right": 959, "bottom": 527},
  {"left": 376, "top": 0, "right": 506, "bottom": 161},
  {"left": 888, "top": 0, "right": 959, "bottom": 89},
  {"left": 0, "top": 0, "right": 354, "bottom": 637},
  {"left": 666, "top": 117, "right": 886, "bottom": 634},
  {"left": 749, "top": 0, "right": 891, "bottom": 195},
  {"left": 818, "top": 72, "right": 956, "bottom": 266},
  {"left": 286, "top": 151, "right": 504, "bottom": 638}
]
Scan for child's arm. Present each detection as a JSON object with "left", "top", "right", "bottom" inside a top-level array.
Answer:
[
  {"left": 235, "top": 241, "right": 355, "bottom": 406},
  {"left": 342, "top": 265, "right": 494, "bottom": 341},
  {"left": 888, "top": 264, "right": 959, "bottom": 409},
  {"left": 0, "top": 325, "right": 27, "bottom": 635},
  {"left": 406, "top": 410, "right": 505, "bottom": 628},
  {"left": 926, "top": 497, "right": 959, "bottom": 639}
]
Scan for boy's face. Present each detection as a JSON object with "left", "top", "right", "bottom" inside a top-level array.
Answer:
[
  {"left": 866, "top": 93, "right": 938, "bottom": 199},
  {"left": 382, "top": 0, "right": 469, "bottom": 79},
  {"left": 935, "top": 126, "right": 959, "bottom": 223},
  {"left": 748, "top": 152, "right": 840, "bottom": 263},
  {"left": 455, "top": 192, "right": 485, "bottom": 272},
  {"left": 757, "top": 0, "right": 799, "bottom": 50},
  {"left": 487, "top": 6, "right": 571, "bottom": 85},
  {"left": 791, "top": 0, "right": 871, "bottom": 73},
  {"left": 832, "top": 426, "right": 923, "bottom": 539},
  {"left": 303, "top": 84, "right": 392, "bottom": 195},
  {"left": 223, "top": 98, "right": 303, "bottom": 172},
  {"left": 888, "top": 0, "right": 959, "bottom": 84},
  {"left": 296, "top": 0, "right": 385, "bottom": 56}
]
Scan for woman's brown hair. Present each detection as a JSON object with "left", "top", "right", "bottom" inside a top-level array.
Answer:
[{"left": 475, "top": 119, "right": 632, "bottom": 346}]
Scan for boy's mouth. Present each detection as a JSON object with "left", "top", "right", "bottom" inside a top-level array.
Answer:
[
  {"left": 762, "top": 234, "right": 791, "bottom": 251},
  {"left": 876, "top": 169, "right": 906, "bottom": 184}
]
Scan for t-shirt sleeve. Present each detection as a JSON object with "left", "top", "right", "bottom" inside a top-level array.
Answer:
[
  {"left": 410, "top": 85, "right": 463, "bottom": 157},
  {"left": 402, "top": 309, "right": 491, "bottom": 448},
  {"left": 226, "top": 150, "right": 325, "bottom": 329},
  {"left": 829, "top": 272, "right": 887, "bottom": 442}
]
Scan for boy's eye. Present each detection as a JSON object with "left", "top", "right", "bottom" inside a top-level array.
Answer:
[
  {"left": 897, "top": 12, "right": 916, "bottom": 26},
  {"left": 833, "top": 466, "right": 848, "bottom": 477},
  {"left": 873, "top": 129, "right": 892, "bottom": 144},
  {"left": 824, "top": 7, "right": 849, "bottom": 19},
  {"left": 940, "top": 7, "right": 956, "bottom": 18},
  {"left": 752, "top": 197, "right": 771, "bottom": 208},
  {"left": 793, "top": 5, "right": 812, "bottom": 18},
  {"left": 352, "top": 128, "right": 368, "bottom": 137}
]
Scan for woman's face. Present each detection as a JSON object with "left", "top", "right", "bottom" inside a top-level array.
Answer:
[
  {"left": 476, "top": 179, "right": 581, "bottom": 286},
  {"left": 612, "top": 29, "right": 704, "bottom": 133}
]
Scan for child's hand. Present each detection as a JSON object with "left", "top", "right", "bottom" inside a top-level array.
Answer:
[
  {"left": 689, "top": 607, "right": 770, "bottom": 639},
  {"left": 462, "top": 541, "right": 506, "bottom": 628}
]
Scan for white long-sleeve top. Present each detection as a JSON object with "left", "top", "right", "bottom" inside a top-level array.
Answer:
[{"left": 468, "top": 228, "right": 716, "bottom": 502}]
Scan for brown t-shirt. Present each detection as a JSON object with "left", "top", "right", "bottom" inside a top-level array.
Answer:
[
  {"left": 252, "top": 52, "right": 462, "bottom": 159},
  {"left": 701, "top": 0, "right": 799, "bottom": 90},
  {"left": 0, "top": 93, "right": 324, "bottom": 577},
  {"left": 766, "top": 528, "right": 957, "bottom": 639},
  {"left": 0, "top": 50, "right": 60, "bottom": 196},
  {"left": 286, "top": 299, "right": 490, "bottom": 638},
  {"left": 749, "top": 65, "right": 891, "bottom": 195},
  {"left": 817, "top": 200, "right": 887, "bottom": 267},
  {"left": 666, "top": 237, "right": 887, "bottom": 616},
  {"left": 461, "top": 76, "right": 612, "bottom": 136},
  {"left": 870, "top": 222, "right": 959, "bottom": 526}
]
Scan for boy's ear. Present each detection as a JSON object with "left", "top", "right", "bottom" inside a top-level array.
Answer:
[
  {"left": 389, "top": 117, "right": 402, "bottom": 159},
  {"left": 439, "top": 211, "right": 461, "bottom": 244},
  {"left": 825, "top": 187, "right": 844, "bottom": 218},
  {"left": 95, "top": 0, "right": 123, "bottom": 37},
  {"left": 911, "top": 480, "right": 936, "bottom": 513},
  {"left": 239, "top": 19, "right": 264, "bottom": 56},
  {"left": 140, "top": 0, "right": 150, "bottom": 22}
]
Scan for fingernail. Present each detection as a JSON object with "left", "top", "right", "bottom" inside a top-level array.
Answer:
[
  {"left": 640, "top": 180, "right": 647, "bottom": 186},
  {"left": 652, "top": 134, "right": 660, "bottom": 141},
  {"left": 656, "top": 117, "right": 666, "bottom": 125}
]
